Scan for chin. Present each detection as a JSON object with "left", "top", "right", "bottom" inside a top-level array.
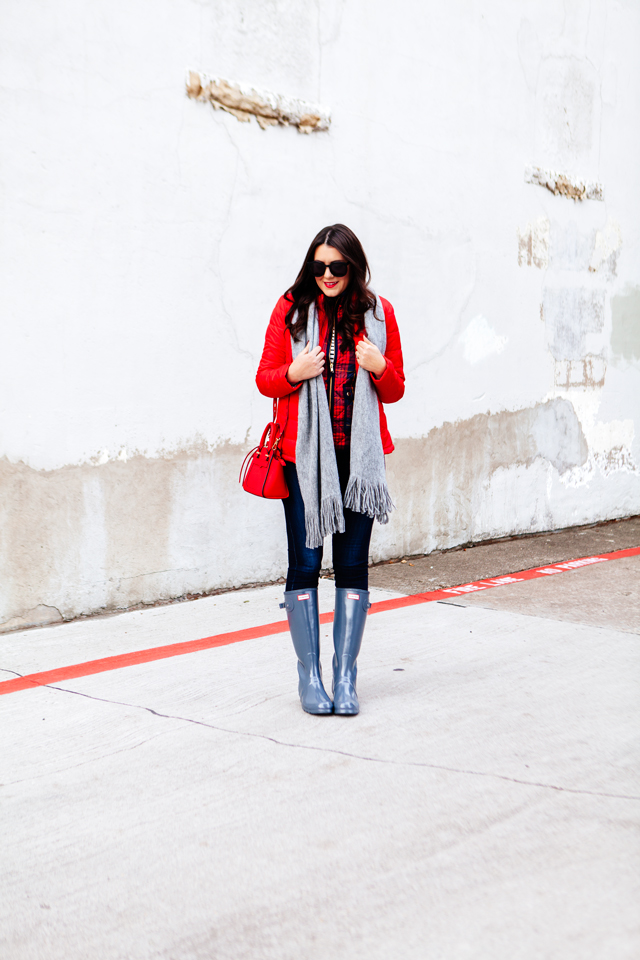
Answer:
[{"left": 320, "top": 284, "right": 345, "bottom": 297}]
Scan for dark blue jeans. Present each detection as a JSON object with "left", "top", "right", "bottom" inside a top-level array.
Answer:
[{"left": 283, "top": 448, "right": 374, "bottom": 591}]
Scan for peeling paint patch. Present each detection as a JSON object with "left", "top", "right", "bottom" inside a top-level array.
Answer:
[
  {"left": 517, "top": 217, "right": 549, "bottom": 268},
  {"left": 589, "top": 220, "right": 622, "bottom": 276},
  {"left": 548, "top": 221, "right": 594, "bottom": 272},
  {"left": 559, "top": 418, "right": 637, "bottom": 488},
  {"left": 545, "top": 220, "right": 620, "bottom": 276},
  {"left": 186, "top": 71, "right": 330, "bottom": 133},
  {"left": 590, "top": 418, "right": 635, "bottom": 454},
  {"left": 594, "top": 446, "right": 638, "bottom": 478},
  {"left": 611, "top": 288, "right": 640, "bottom": 363},
  {"left": 379, "top": 400, "right": 590, "bottom": 558},
  {"left": 554, "top": 356, "right": 607, "bottom": 389},
  {"left": 459, "top": 315, "right": 507, "bottom": 364},
  {"left": 542, "top": 288, "right": 605, "bottom": 361},
  {"left": 528, "top": 399, "right": 589, "bottom": 473},
  {"left": 525, "top": 164, "right": 603, "bottom": 201}
]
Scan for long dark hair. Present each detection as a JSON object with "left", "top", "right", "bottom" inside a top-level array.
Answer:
[{"left": 284, "top": 223, "right": 376, "bottom": 346}]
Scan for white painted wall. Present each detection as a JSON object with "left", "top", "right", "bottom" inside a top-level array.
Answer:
[{"left": 1, "top": 0, "right": 639, "bottom": 629}]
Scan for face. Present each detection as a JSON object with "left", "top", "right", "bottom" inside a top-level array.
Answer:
[{"left": 313, "top": 243, "right": 350, "bottom": 297}]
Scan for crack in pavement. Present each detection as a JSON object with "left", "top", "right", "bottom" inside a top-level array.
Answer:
[
  {"left": 16, "top": 680, "right": 639, "bottom": 803},
  {"left": 4, "top": 730, "right": 171, "bottom": 786}
]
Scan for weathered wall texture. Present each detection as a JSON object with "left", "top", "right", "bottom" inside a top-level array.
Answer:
[{"left": 1, "top": 0, "right": 639, "bottom": 631}]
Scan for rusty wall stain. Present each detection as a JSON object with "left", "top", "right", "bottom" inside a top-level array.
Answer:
[
  {"left": 525, "top": 164, "right": 603, "bottom": 201},
  {"left": 186, "top": 71, "right": 330, "bottom": 134},
  {"left": 554, "top": 356, "right": 607, "bottom": 389}
]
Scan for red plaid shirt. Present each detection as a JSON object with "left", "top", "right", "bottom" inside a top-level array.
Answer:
[{"left": 322, "top": 314, "right": 357, "bottom": 448}]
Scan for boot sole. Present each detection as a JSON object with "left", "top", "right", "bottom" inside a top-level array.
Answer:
[{"left": 302, "top": 705, "right": 334, "bottom": 715}]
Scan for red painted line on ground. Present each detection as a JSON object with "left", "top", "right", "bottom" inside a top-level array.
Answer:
[
  {"left": 1, "top": 546, "right": 639, "bottom": 696},
  {"left": 368, "top": 545, "right": 640, "bottom": 614}
]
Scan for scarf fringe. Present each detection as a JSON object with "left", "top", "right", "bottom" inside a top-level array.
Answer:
[
  {"left": 305, "top": 495, "right": 346, "bottom": 549},
  {"left": 344, "top": 475, "right": 395, "bottom": 524}
]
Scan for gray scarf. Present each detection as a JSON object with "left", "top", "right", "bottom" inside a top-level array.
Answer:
[{"left": 292, "top": 296, "right": 394, "bottom": 548}]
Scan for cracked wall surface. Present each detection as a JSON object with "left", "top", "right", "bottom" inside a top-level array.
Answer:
[
  {"left": 0, "top": 445, "right": 289, "bottom": 631},
  {"left": 1, "top": 0, "right": 639, "bottom": 631},
  {"left": 0, "top": 397, "right": 633, "bottom": 632}
]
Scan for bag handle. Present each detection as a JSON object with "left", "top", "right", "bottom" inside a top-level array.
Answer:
[
  {"left": 246, "top": 396, "right": 290, "bottom": 462},
  {"left": 258, "top": 420, "right": 281, "bottom": 451}
]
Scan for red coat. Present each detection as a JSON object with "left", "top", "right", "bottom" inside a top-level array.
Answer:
[{"left": 256, "top": 294, "right": 405, "bottom": 462}]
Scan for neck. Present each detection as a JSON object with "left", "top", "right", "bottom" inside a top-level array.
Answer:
[{"left": 321, "top": 292, "right": 343, "bottom": 318}]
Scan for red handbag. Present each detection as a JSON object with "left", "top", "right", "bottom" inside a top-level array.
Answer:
[{"left": 239, "top": 400, "right": 289, "bottom": 499}]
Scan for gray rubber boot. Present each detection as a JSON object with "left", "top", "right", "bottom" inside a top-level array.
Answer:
[
  {"left": 281, "top": 589, "right": 333, "bottom": 715},
  {"left": 332, "top": 588, "right": 371, "bottom": 716}
]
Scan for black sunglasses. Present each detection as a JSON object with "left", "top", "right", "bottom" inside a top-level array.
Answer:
[{"left": 311, "top": 259, "right": 349, "bottom": 278}]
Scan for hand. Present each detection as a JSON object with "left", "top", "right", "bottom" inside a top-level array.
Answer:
[
  {"left": 356, "top": 336, "right": 387, "bottom": 377},
  {"left": 287, "top": 342, "right": 325, "bottom": 383}
]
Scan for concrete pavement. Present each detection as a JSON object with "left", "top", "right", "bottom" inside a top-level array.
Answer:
[
  {"left": 1, "top": 551, "right": 639, "bottom": 959},
  {"left": 368, "top": 514, "right": 640, "bottom": 594}
]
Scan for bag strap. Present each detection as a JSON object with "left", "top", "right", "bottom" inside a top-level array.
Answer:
[{"left": 271, "top": 395, "right": 291, "bottom": 454}]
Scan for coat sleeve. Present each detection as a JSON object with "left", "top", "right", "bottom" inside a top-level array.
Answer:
[
  {"left": 256, "top": 296, "right": 303, "bottom": 399},
  {"left": 371, "top": 298, "right": 405, "bottom": 404}
]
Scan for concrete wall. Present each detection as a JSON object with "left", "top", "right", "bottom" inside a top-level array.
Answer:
[{"left": 1, "top": 0, "right": 639, "bottom": 631}]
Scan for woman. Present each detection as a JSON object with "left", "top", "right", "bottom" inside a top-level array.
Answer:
[{"left": 256, "top": 223, "right": 405, "bottom": 716}]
